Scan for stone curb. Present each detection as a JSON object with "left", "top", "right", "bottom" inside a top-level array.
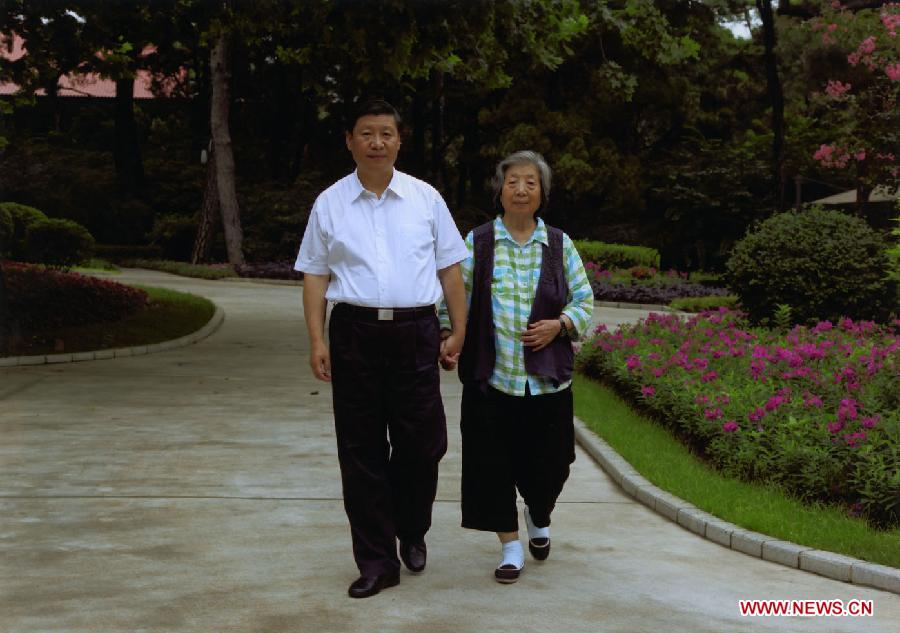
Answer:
[
  {"left": 572, "top": 417, "right": 900, "bottom": 596},
  {"left": 0, "top": 304, "right": 225, "bottom": 368}
]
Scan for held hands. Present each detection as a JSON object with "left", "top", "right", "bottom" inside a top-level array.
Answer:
[
  {"left": 309, "top": 340, "right": 332, "bottom": 382},
  {"left": 521, "top": 319, "right": 563, "bottom": 352},
  {"left": 439, "top": 329, "right": 461, "bottom": 370}
]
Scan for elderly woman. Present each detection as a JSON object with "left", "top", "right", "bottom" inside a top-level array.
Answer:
[{"left": 440, "top": 150, "right": 593, "bottom": 583}]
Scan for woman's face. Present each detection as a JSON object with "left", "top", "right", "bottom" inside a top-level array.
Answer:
[{"left": 500, "top": 163, "right": 541, "bottom": 219}]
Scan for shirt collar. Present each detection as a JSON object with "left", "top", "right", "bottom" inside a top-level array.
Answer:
[
  {"left": 493, "top": 216, "right": 549, "bottom": 247},
  {"left": 351, "top": 169, "right": 405, "bottom": 201}
]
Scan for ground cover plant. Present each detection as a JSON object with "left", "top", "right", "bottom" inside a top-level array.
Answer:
[
  {"left": 120, "top": 259, "right": 237, "bottom": 280},
  {"left": 577, "top": 308, "right": 899, "bottom": 528},
  {"left": 585, "top": 263, "right": 731, "bottom": 305}
]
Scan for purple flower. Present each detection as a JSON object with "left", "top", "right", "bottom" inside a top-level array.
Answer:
[
  {"left": 860, "top": 415, "right": 880, "bottom": 429},
  {"left": 695, "top": 394, "right": 710, "bottom": 405},
  {"left": 701, "top": 371, "right": 718, "bottom": 383},
  {"left": 705, "top": 408, "right": 723, "bottom": 420},
  {"left": 722, "top": 420, "right": 739, "bottom": 433},
  {"left": 803, "top": 393, "right": 823, "bottom": 408},
  {"left": 827, "top": 420, "right": 844, "bottom": 434},
  {"left": 693, "top": 357, "right": 709, "bottom": 370},
  {"left": 812, "top": 320, "right": 833, "bottom": 333},
  {"left": 837, "top": 398, "right": 858, "bottom": 422},
  {"left": 626, "top": 355, "right": 641, "bottom": 371},
  {"left": 748, "top": 407, "right": 765, "bottom": 423},
  {"left": 765, "top": 395, "right": 785, "bottom": 411},
  {"left": 641, "top": 385, "right": 655, "bottom": 398}
]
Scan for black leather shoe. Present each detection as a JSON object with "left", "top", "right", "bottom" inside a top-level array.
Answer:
[
  {"left": 399, "top": 540, "right": 427, "bottom": 573},
  {"left": 528, "top": 537, "right": 551, "bottom": 561},
  {"left": 348, "top": 570, "right": 400, "bottom": 599}
]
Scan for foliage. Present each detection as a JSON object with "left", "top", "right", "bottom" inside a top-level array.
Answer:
[
  {"left": 120, "top": 259, "right": 235, "bottom": 280},
  {"left": 24, "top": 217, "right": 95, "bottom": 269},
  {"left": 803, "top": 2, "right": 900, "bottom": 190},
  {"left": 726, "top": 207, "right": 897, "bottom": 325},
  {"left": 0, "top": 205, "right": 12, "bottom": 255},
  {"left": 235, "top": 262, "right": 302, "bottom": 281},
  {"left": 574, "top": 239, "right": 660, "bottom": 269},
  {"left": 669, "top": 295, "right": 740, "bottom": 313},
  {"left": 577, "top": 309, "right": 900, "bottom": 527},
  {"left": 0, "top": 201, "right": 48, "bottom": 259},
  {"left": 4, "top": 261, "right": 148, "bottom": 332}
]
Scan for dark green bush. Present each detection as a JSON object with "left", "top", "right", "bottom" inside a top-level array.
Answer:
[
  {"left": 726, "top": 208, "right": 897, "bottom": 325},
  {"left": 24, "top": 218, "right": 96, "bottom": 269},
  {"left": 0, "top": 205, "right": 12, "bottom": 255},
  {"left": 0, "top": 202, "right": 49, "bottom": 259},
  {"left": 574, "top": 239, "right": 660, "bottom": 269}
]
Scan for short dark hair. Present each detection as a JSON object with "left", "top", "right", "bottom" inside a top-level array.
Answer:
[{"left": 346, "top": 98, "right": 403, "bottom": 134}]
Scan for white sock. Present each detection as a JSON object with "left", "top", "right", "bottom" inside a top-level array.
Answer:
[
  {"left": 525, "top": 507, "right": 550, "bottom": 540},
  {"left": 500, "top": 540, "right": 524, "bottom": 569}
]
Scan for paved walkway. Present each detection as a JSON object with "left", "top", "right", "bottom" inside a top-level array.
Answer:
[{"left": 1, "top": 269, "right": 897, "bottom": 633}]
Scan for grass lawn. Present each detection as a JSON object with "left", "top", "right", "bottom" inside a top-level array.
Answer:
[
  {"left": 10, "top": 285, "right": 216, "bottom": 356},
  {"left": 573, "top": 374, "right": 900, "bottom": 569}
]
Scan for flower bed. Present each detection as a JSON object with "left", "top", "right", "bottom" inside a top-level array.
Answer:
[
  {"left": 4, "top": 262, "right": 149, "bottom": 332},
  {"left": 577, "top": 308, "right": 899, "bottom": 527},
  {"left": 585, "top": 263, "right": 731, "bottom": 305}
]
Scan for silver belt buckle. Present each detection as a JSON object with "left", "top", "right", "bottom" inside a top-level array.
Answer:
[{"left": 377, "top": 308, "right": 394, "bottom": 321}]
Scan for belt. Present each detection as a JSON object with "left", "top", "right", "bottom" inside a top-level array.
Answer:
[{"left": 333, "top": 303, "right": 436, "bottom": 322}]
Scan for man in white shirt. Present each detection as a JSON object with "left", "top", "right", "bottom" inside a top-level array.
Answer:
[{"left": 295, "top": 99, "right": 468, "bottom": 599}]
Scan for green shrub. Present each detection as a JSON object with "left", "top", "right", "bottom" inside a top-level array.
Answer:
[
  {"left": 95, "top": 243, "right": 163, "bottom": 262},
  {"left": 669, "top": 295, "right": 740, "bottom": 313},
  {"left": 0, "top": 205, "right": 12, "bottom": 256},
  {"left": 726, "top": 208, "right": 897, "bottom": 325},
  {"left": 24, "top": 218, "right": 96, "bottom": 269},
  {"left": 574, "top": 239, "right": 660, "bottom": 269},
  {"left": 121, "top": 259, "right": 235, "bottom": 280},
  {"left": 0, "top": 202, "right": 48, "bottom": 259}
]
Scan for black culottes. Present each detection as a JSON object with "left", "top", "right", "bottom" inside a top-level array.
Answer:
[
  {"left": 328, "top": 304, "right": 448, "bottom": 577},
  {"left": 460, "top": 383, "right": 575, "bottom": 533}
]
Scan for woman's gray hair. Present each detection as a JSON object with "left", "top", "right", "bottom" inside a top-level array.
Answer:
[{"left": 492, "top": 150, "right": 552, "bottom": 216}]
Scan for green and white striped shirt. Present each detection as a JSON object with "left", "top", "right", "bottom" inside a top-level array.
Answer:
[{"left": 441, "top": 217, "right": 594, "bottom": 396}]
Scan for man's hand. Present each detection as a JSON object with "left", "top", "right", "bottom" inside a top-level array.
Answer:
[
  {"left": 309, "top": 340, "right": 332, "bottom": 382},
  {"left": 521, "top": 319, "right": 563, "bottom": 352},
  {"left": 439, "top": 330, "right": 462, "bottom": 371}
]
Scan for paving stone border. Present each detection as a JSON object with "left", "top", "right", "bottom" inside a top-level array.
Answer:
[
  {"left": 573, "top": 417, "right": 900, "bottom": 596},
  {"left": 0, "top": 304, "right": 225, "bottom": 368}
]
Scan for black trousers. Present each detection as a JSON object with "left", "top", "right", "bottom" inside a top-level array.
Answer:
[
  {"left": 329, "top": 304, "right": 447, "bottom": 576},
  {"left": 460, "top": 384, "right": 575, "bottom": 533}
]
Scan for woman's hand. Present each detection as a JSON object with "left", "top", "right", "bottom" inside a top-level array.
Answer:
[{"left": 521, "top": 319, "right": 563, "bottom": 352}]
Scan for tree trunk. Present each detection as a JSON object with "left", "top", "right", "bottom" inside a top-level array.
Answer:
[
  {"left": 757, "top": 0, "right": 786, "bottom": 209},
  {"left": 192, "top": 144, "right": 219, "bottom": 264},
  {"left": 855, "top": 158, "right": 871, "bottom": 217},
  {"left": 114, "top": 77, "right": 145, "bottom": 193},
  {"left": 411, "top": 83, "right": 427, "bottom": 178},
  {"left": 0, "top": 262, "right": 9, "bottom": 356},
  {"left": 210, "top": 33, "right": 245, "bottom": 267}
]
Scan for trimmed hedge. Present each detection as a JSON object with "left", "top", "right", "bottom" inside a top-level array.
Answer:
[
  {"left": 24, "top": 218, "right": 95, "bottom": 269},
  {"left": 4, "top": 262, "right": 148, "bottom": 332},
  {"left": 0, "top": 202, "right": 48, "bottom": 259},
  {"left": 574, "top": 239, "right": 660, "bottom": 269},
  {"left": 669, "top": 295, "right": 740, "bottom": 313},
  {"left": 726, "top": 208, "right": 897, "bottom": 325}
]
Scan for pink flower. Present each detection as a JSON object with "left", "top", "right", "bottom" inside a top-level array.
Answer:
[
  {"left": 705, "top": 408, "right": 723, "bottom": 421},
  {"left": 812, "top": 320, "right": 833, "bottom": 333},
  {"left": 748, "top": 407, "right": 765, "bottom": 423},
  {"left": 624, "top": 338, "right": 639, "bottom": 348},
  {"left": 765, "top": 395, "right": 786, "bottom": 411},
  {"left": 855, "top": 150, "right": 866, "bottom": 161},
  {"left": 845, "top": 431, "right": 867, "bottom": 447},
  {"left": 858, "top": 36, "right": 877, "bottom": 54},
  {"left": 722, "top": 420, "right": 739, "bottom": 433},
  {"left": 886, "top": 63, "right": 900, "bottom": 81},
  {"left": 827, "top": 420, "right": 844, "bottom": 434},
  {"left": 860, "top": 415, "right": 880, "bottom": 429},
  {"left": 824, "top": 80, "right": 851, "bottom": 97},
  {"left": 641, "top": 385, "right": 655, "bottom": 398},
  {"left": 695, "top": 394, "right": 710, "bottom": 405},
  {"left": 693, "top": 357, "right": 709, "bottom": 370},
  {"left": 848, "top": 51, "right": 861, "bottom": 66},
  {"left": 803, "top": 393, "right": 823, "bottom": 408},
  {"left": 838, "top": 398, "right": 859, "bottom": 421},
  {"left": 701, "top": 371, "right": 718, "bottom": 383},
  {"left": 626, "top": 355, "right": 641, "bottom": 371}
]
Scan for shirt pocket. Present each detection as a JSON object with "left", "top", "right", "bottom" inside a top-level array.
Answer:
[{"left": 397, "top": 221, "right": 434, "bottom": 261}]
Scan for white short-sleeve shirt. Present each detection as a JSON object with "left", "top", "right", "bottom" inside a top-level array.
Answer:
[{"left": 294, "top": 169, "right": 468, "bottom": 308}]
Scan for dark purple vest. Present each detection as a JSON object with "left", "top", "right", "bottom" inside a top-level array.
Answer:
[{"left": 458, "top": 221, "right": 574, "bottom": 390}]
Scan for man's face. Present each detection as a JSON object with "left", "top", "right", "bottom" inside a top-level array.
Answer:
[{"left": 345, "top": 114, "right": 401, "bottom": 173}]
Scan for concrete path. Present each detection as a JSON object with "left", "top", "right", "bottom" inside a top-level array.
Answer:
[{"left": 1, "top": 269, "right": 897, "bottom": 633}]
